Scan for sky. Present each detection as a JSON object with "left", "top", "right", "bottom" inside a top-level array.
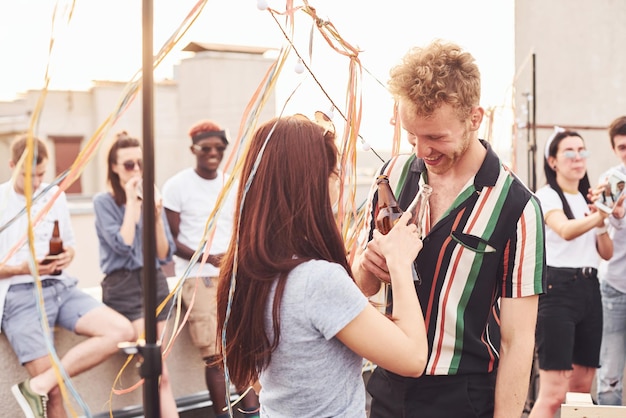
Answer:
[{"left": 0, "top": 0, "right": 515, "bottom": 153}]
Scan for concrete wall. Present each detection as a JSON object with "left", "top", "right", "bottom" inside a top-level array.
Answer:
[
  {"left": 0, "top": 45, "right": 277, "bottom": 199},
  {"left": 513, "top": 0, "right": 626, "bottom": 191},
  {"left": 177, "top": 50, "right": 277, "bottom": 135}
]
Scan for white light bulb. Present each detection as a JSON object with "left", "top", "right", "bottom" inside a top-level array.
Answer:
[
  {"left": 257, "top": 0, "right": 268, "bottom": 11},
  {"left": 294, "top": 59, "right": 305, "bottom": 74},
  {"left": 361, "top": 141, "right": 371, "bottom": 152}
]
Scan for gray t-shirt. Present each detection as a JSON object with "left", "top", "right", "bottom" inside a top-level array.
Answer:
[{"left": 259, "top": 259, "right": 369, "bottom": 418}]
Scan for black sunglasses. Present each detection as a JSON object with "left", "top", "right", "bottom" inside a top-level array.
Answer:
[
  {"left": 192, "top": 144, "right": 226, "bottom": 154},
  {"left": 120, "top": 160, "right": 143, "bottom": 171}
]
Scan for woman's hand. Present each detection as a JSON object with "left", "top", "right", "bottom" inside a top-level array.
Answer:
[
  {"left": 124, "top": 176, "right": 143, "bottom": 203},
  {"left": 587, "top": 183, "right": 607, "bottom": 204},
  {"left": 587, "top": 184, "right": 611, "bottom": 223},
  {"left": 374, "top": 212, "right": 423, "bottom": 271},
  {"left": 154, "top": 185, "right": 163, "bottom": 217}
]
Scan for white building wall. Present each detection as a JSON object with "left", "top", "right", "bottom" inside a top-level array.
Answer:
[
  {"left": 0, "top": 46, "right": 276, "bottom": 196},
  {"left": 513, "top": 0, "right": 626, "bottom": 190},
  {"left": 177, "top": 50, "right": 277, "bottom": 145}
]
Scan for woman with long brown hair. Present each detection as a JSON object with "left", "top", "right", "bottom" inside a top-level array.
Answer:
[
  {"left": 216, "top": 116, "right": 428, "bottom": 417},
  {"left": 93, "top": 131, "right": 179, "bottom": 417}
]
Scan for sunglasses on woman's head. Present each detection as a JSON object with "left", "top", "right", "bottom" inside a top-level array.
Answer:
[
  {"left": 293, "top": 111, "right": 336, "bottom": 136},
  {"left": 120, "top": 160, "right": 143, "bottom": 171}
]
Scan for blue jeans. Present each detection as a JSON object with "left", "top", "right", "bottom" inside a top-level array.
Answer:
[{"left": 597, "top": 280, "right": 626, "bottom": 405}]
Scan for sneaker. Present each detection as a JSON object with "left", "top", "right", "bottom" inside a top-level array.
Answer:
[{"left": 11, "top": 379, "right": 48, "bottom": 418}]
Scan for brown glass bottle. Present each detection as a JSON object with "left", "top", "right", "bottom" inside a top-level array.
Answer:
[
  {"left": 375, "top": 175, "right": 403, "bottom": 235},
  {"left": 375, "top": 176, "right": 431, "bottom": 284},
  {"left": 47, "top": 220, "right": 63, "bottom": 276}
]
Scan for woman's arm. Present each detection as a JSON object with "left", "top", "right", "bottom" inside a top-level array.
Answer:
[
  {"left": 544, "top": 208, "right": 606, "bottom": 241},
  {"left": 352, "top": 244, "right": 385, "bottom": 297},
  {"left": 337, "top": 212, "right": 427, "bottom": 377},
  {"left": 595, "top": 224, "right": 613, "bottom": 260},
  {"left": 155, "top": 207, "right": 171, "bottom": 261},
  {"left": 119, "top": 177, "right": 142, "bottom": 245},
  {"left": 94, "top": 194, "right": 136, "bottom": 256}
]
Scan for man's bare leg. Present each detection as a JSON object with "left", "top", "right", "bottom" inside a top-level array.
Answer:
[{"left": 27, "top": 306, "right": 134, "bottom": 399}]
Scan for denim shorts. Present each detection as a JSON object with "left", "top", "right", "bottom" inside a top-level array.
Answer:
[
  {"left": 535, "top": 266, "right": 602, "bottom": 370},
  {"left": 101, "top": 267, "right": 172, "bottom": 322},
  {"left": 1, "top": 277, "right": 102, "bottom": 364}
]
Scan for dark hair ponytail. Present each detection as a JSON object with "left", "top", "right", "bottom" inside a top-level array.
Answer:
[{"left": 543, "top": 129, "right": 591, "bottom": 219}]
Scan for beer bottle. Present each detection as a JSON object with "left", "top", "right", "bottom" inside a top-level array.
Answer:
[
  {"left": 375, "top": 175, "right": 403, "bottom": 235},
  {"left": 375, "top": 176, "right": 432, "bottom": 284},
  {"left": 47, "top": 220, "right": 63, "bottom": 276}
]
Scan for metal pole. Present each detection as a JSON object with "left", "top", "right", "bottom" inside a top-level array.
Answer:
[
  {"left": 523, "top": 91, "right": 532, "bottom": 190},
  {"left": 531, "top": 53, "right": 537, "bottom": 192},
  {"left": 141, "top": 0, "right": 161, "bottom": 416}
]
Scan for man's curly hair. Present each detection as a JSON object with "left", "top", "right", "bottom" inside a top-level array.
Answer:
[{"left": 388, "top": 40, "right": 481, "bottom": 120}]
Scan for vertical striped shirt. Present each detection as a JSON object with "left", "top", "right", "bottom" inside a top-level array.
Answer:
[{"left": 364, "top": 140, "right": 545, "bottom": 375}]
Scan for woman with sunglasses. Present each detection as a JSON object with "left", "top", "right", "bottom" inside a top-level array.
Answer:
[
  {"left": 529, "top": 129, "right": 621, "bottom": 417},
  {"left": 93, "top": 131, "right": 179, "bottom": 417},
  {"left": 216, "top": 116, "right": 428, "bottom": 418}
]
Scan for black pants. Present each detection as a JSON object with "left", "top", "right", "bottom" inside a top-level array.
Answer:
[{"left": 367, "top": 368, "right": 496, "bottom": 418}]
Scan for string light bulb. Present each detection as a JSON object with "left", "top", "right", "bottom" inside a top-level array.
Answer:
[
  {"left": 256, "top": 0, "right": 268, "bottom": 11},
  {"left": 360, "top": 141, "right": 371, "bottom": 152},
  {"left": 294, "top": 58, "right": 305, "bottom": 74},
  {"left": 326, "top": 105, "right": 335, "bottom": 120}
]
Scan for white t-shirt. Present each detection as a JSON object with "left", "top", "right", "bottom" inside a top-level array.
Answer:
[
  {"left": 598, "top": 164, "right": 626, "bottom": 292},
  {"left": 259, "top": 259, "right": 369, "bottom": 418},
  {"left": 161, "top": 168, "right": 236, "bottom": 278},
  {"left": 535, "top": 185, "right": 600, "bottom": 268}
]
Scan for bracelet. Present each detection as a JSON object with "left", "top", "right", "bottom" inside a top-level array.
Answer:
[{"left": 596, "top": 225, "right": 609, "bottom": 236}]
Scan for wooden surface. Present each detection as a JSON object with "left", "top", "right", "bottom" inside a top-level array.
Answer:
[{"left": 561, "top": 392, "right": 626, "bottom": 418}]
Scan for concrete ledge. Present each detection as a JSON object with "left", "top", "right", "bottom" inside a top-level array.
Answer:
[
  {"left": 0, "top": 280, "right": 208, "bottom": 417},
  {"left": 561, "top": 392, "right": 626, "bottom": 418}
]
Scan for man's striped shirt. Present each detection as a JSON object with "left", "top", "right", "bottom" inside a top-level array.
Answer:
[{"left": 363, "top": 141, "right": 545, "bottom": 375}]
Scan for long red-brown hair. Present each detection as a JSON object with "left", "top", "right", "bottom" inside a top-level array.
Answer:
[{"left": 216, "top": 116, "right": 352, "bottom": 388}]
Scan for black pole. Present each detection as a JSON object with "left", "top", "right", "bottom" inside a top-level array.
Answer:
[
  {"left": 531, "top": 53, "right": 537, "bottom": 192},
  {"left": 141, "top": 0, "right": 161, "bottom": 416},
  {"left": 524, "top": 91, "right": 532, "bottom": 190}
]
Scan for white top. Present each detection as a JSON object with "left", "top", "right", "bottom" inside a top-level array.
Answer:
[
  {"left": 598, "top": 164, "right": 626, "bottom": 292},
  {"left": 0, "top": 181, "right": 75, "bottom": 330},
  {"left": 161, "top": 168, "right": 236, "bottom": 278},
  {"left": 535, "top": 185, "right": 600, "bottom": 268},
  {"left": 259, "top": 259, "right": 369, "bottom": 418}
]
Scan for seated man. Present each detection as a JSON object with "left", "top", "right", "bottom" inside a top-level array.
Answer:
[{"left": 0, "top": 135, "right": 135, "bottom": 418}]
